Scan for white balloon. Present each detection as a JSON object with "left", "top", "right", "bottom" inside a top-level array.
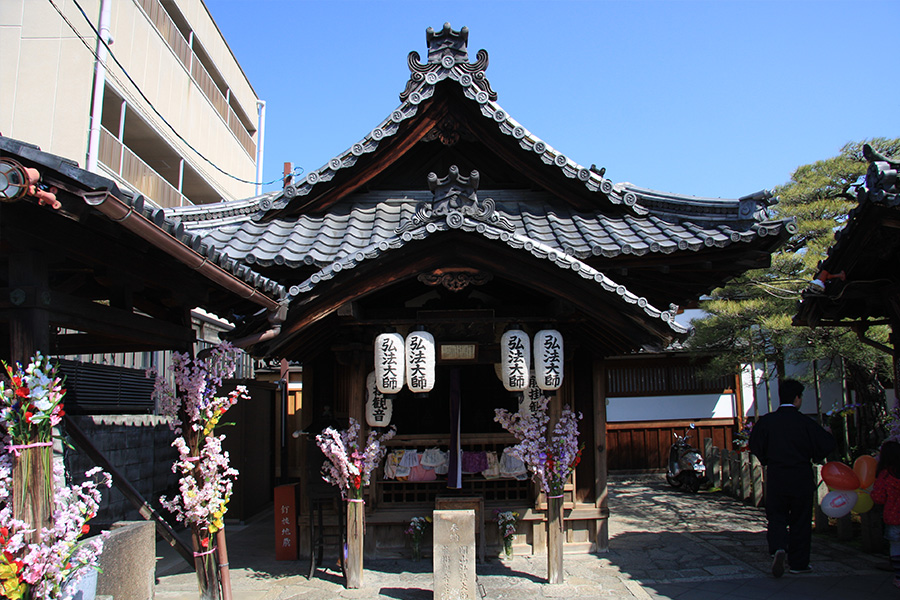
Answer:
[{"left": 821, "top": 490, "right": 858, "bottom": 518}]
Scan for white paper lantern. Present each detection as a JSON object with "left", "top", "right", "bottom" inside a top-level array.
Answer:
[
  {"left": 365, "top": 371, "right": 393, "bottom": 427},
  {"left": 518, "top": 371, "right": 544, "bottom": 419},
  {"left": 500, "top": 330, "right": 531, "bottom": 392},
  {"left": 405, "top": 329, "right": 436, "bottom": 393},
  {"left": 534, "top": 329, "right": 564, "bottom": 391},
  {"left": 374, "top": 332, "right": 405, "bottom": 394}
]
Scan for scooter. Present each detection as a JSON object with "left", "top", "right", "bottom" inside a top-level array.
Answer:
[{"left": 665, "top": 424, "right": 708, "bottom": 493}]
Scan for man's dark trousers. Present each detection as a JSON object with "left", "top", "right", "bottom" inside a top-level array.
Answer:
[{"left": 765, "top": 469, "right": 815, "bottom": 570}]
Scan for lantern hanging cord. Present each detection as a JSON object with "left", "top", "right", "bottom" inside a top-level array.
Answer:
[{"left": 50, "top": 0, "right": 302, "bottom": 187}]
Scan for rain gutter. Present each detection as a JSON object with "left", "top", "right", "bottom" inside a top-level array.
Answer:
[{"left": 81, "top": 191, "right": 283, "bottom": 313}]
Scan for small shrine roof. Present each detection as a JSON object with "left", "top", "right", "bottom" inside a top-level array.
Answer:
[{"left": 795, "top": 145, "right": 900, "bottom": 326}]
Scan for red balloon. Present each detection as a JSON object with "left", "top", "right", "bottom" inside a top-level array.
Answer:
[
  {"left": 822, "top": 461, "right": 861, "bottom": 491},
  {"left": 854, "top": 455, "right": 877, "bottom": 489}
]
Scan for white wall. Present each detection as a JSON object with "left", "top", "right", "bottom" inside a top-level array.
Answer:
[
  {"left": 740, "top": 360, "right": 844, "bottom": 418},
  {"left": 607, "top": 393, "right": 736, "bottom": 422}
]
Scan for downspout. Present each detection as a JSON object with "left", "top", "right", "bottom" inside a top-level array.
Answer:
[
  {"left": 255, "top": 100, "right": 266, "bottom": 196},
  {"left": 86, "top": 0, "right": 112, "bottom": 173}
]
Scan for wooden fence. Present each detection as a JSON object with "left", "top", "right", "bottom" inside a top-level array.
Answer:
[
  {"left": 607, "top": 419, "right": 734, "bottom": 471},
  {"left": 703, "top": 439, "right": 887, "bottom": 554}
]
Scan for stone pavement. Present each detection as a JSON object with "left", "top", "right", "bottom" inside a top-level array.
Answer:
[{"left": 155, "top": 476, "right": 897, "bottom": 599}]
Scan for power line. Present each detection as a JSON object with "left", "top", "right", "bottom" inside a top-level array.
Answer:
[{"left": 48, "top": 0, "right": 299, "bottom": 188}]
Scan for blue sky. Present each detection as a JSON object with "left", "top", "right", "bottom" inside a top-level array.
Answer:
[{"left": 206, "top": 0, "right": 898, "bottom": 199}]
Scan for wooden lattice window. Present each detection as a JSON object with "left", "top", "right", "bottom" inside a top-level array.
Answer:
[{"left": 375, "top": 434, "right": 529, "bottom": 506}]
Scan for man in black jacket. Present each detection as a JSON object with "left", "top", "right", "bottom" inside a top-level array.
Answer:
[{"left": 748, "top": 379, "right": 835, "bottom": 578}]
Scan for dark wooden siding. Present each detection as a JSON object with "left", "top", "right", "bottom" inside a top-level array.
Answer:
[
  {"left": 607, "top": 419, "right": 735, "bottom": 471},
  {"left": 606, "top": 356, "right": 732, "bottom": 397}
]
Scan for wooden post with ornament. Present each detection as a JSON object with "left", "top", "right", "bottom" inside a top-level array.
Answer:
[{"left": 7, "top": 249, "right": 54, "bottom": 544}]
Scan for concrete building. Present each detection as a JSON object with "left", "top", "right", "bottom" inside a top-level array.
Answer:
[{"left": 1, "top": 0, "right": 263, "bottom": 208}]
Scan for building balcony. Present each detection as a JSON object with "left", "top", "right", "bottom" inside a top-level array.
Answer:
[
  {"left": 99, "top": 127, "right": 186, "bottom": 208},
  {"left": 137, "top": 0, "right": 257, "bottom": 158}
]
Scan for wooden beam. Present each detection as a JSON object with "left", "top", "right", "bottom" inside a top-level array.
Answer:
[
  {"left": 7, "top": 248, "right": 49, "bottom": 362},
  {"left": 0, "top": 287, "right": 194, "bottom": 350}
]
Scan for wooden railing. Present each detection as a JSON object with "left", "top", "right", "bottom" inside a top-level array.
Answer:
[
  {"left": 99, "top": 128, "right": 186, "bottom": 208},
  {"left": 374, "top": 433, "right": 530, "bottom": 508}
]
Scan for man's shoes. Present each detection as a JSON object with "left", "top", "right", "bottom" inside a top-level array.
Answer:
[
  {"left": 789, "top": 565, "right": 813, "bottom": 574},
  {"left": 771, "top": 549, "right": 786, "bottom": 578}
]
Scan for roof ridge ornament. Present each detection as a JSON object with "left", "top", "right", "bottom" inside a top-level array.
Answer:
[
  {"left": 395, "top": 165, "right": 515, "bottom": 234},
  {"left": 860, "top": 143, "right": 900, "bottom": 207},
  {"left": 400, "top": 23, "right": 497, "bottom": 103}
]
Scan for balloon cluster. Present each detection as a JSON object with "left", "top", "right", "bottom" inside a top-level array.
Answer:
[{"left": 820, "top": 456, "right": 877, "bottom": 518}]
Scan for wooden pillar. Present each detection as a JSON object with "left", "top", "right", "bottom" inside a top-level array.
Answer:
[
  {"left": 8, "top": 247, "right": 50, "bottom": 363},
  {"left": 345, "top": 500, "right": 364, "bottom": 588},
  {"left": 546, "top": 496, "right": 564, "bottom": 584},
  {"left": 593, "top": 357, "right": 608, "bottom": 551}
]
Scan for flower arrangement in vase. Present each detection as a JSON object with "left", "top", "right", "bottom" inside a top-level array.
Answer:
[
  {"left": 494, "top": 394, "right": 583, "bottom": 497},
  {"left": 405, "top": 516, "right": 431, "bottom": 561},
  {"left": 1, "top": 352, "right": 67, "bottom": 532},
  {"left": 495, "top": 393, "right": 581, "bottom": 584},
  {"left": 153, "top": 343, "right": 249, "bottom": 599},
  {"left": 316, "top": 418, "right": 396, "bottom": 588},
  {"left": 495, "top": 510, "right": 520, "bottom": 559},
  {"left": 0, "top": 353, "right": 111, "bottom": 599},
  {"left": 315, "top": 418, "right": 396, "bottom": 500}
]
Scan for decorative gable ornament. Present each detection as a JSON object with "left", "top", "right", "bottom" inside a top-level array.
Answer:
[
  {"left": 400, "top": 23, "right": 497, "bottom": 105},
  {"left": 375, "top": 332, "right": 405, "bottom": 394},
  {"left": 405, "top": 329, "right": 436, "bottom": 393},
  {"left": 534, "top": 330, "right": 564, "bottom": 391},
  {"left": 395, "top": 165, "right": 515, "bottom": 236},
  {"left": 500, "top": 329, "right": 531, "bottom": 392},
  {"left": 365, "top": 371, "right": 393, "bottom": 427}
]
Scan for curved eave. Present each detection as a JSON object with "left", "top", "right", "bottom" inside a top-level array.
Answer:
[
  {"left": 290, "top": 216, "right": 687, "bottom": 335},
  {"left": 253, "top": 232, "right": 685, "bottom": 359}
]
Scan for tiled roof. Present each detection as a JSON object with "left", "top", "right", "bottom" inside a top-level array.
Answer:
[
  {"left": 169, "top": 25, "right": 777, "bottom": 225},
  {"left": 796, "top": 145, "right": 900, "bottom": 325},
  {"left": 165, "top": 24, "right": 794, "bottom": 340},
  {"left": 182, "top": 190, "right": 793, "bottom": 334},
  {"left": 0, "top": 136, "right": 286, "bottom": 303}
]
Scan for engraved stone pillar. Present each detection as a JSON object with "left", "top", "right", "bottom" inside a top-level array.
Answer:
[
  {"left": 433, "top": 509, "right": 476, "bottom": 600},
  {"left": 547, "top": 495, "right": 564, "bottom": 584},
  {"left": 345, "top": 500, "right": 365, "bottom": 589}
]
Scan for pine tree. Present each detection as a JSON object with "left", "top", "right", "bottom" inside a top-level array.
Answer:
[{"left": 688, "top": 138, "right": 900, "bottom": 452}]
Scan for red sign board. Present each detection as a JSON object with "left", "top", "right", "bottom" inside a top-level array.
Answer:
[{"left": 274, "top": 483, "right": 299, "bottom": 560}]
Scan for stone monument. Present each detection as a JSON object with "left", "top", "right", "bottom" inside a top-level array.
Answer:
[{"left": 433, "top": 509, "right": 477, "bottom": 600}]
